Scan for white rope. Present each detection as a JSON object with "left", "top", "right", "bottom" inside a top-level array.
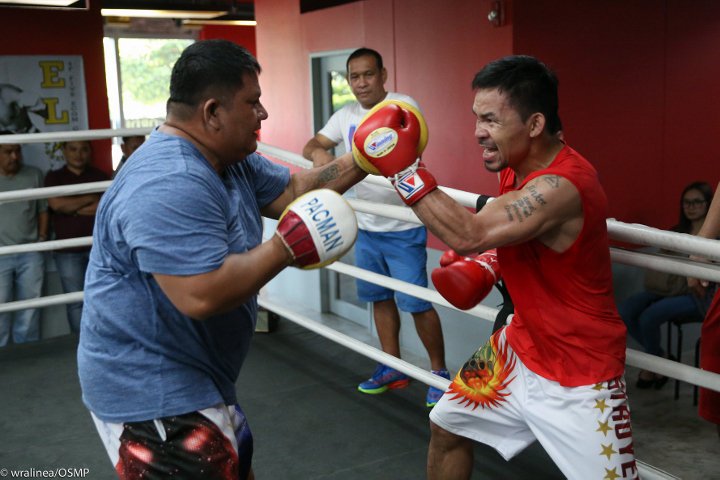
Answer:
[
  {"left": 326, "top": 261, "right": 502, "bottom": 323},
  {"left": 0, "top": 292, "right": 83, "bottom": 314},
  {"left": 0, "top": 181, "right": 111, "bottom": 205},
  {"left": 0, "top": 237, "right": 92, "bottom": 256},
  {"left": 0, "top": 127, "right": 152, "bottom": 145},
  {"left": 258, "top": 296, "right": 449, "bottom": 391}
]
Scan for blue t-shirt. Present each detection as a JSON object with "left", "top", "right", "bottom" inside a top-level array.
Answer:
[{"left": 78, "top": 129, "right": 290, "bottom": 422}]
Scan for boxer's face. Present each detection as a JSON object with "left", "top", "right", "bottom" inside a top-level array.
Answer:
[
  {"left": 62, "top": 141, "right": 92, "bottom": 174},
  {"left": 216, "top": 72, "right": 268, "bottom": 162},
  {"left": 348, "top": 55, "right": 387, "bottom": 110},
  {"left": 0, "top": 144, "right": 22, "bottom": 176},
  {"left": 473, "top": 88, "right": 532, "bottom": 173}
]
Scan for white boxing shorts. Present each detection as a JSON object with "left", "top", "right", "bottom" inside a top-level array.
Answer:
[{"left": 429, "top": 328, "right": 639, "bottom": 479}]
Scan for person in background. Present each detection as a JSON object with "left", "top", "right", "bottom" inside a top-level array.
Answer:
[
  {"left": 44, "top": 140, "right": 109, "bottom": 333},
  {"left": 302, "top": 47, "right": 449, "bottom": 408},
  {"left": 688, "top": 181, "right": 720, "bottom": 440},
  {"left": 0, "top": 143, "right": 48, "bottom": 346},
  {"left": 619, "top": 181, "right": 714, "bottom": 388},
  {"left": 112, "top": 135, "right": 145, "bottom": 178}
]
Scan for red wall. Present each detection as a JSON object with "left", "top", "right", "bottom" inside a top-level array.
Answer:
[
  {"left": 199, "top": 25, "right": 257, "bottom": 57},
  {"left": 256, "top": 0, "right": 720, "bottom": 248},
  {"left": 513, "top": 0, "right": 720, "bottom": 230},
  {"left": 0, "top": 1, "right": 112, "bottom": 174}
]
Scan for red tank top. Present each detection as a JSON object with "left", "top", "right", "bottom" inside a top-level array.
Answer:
[{"left": 499, "top": 145, "right": 626, "bottom": 386}]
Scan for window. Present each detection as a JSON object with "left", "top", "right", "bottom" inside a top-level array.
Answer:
[{"left": 103, "top": 35, "right": 193, "bottom": 168}]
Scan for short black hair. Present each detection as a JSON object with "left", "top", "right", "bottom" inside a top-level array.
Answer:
[
  {"left": 169, "top": 39, "right": 261, "bottom": 107},
  {"left": 346, "top": 47, "right": 384, "bottom": 73},
  {"left": 472, "top": 55, "right": 562, "bottom": 134}
]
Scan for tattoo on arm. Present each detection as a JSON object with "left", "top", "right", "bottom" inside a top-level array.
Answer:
[
  {"left": 505, "top": 196, "right": 536, "bottom": 223},
  {"left": 527, "top": 184, "right": 547, "bottom": 206},
  {"left": 542, "top": 175, "right": 560, "bottom": 189},
  {"left": 504, "top": 176, "right": 559, "bottom": 223},
  {"left": 317, "top": 164, "right": 339, "bottom": 186}
]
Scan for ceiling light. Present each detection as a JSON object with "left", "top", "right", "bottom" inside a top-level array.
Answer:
[
  {"left": 100, "top": 8, "right": 226, "bottom": 19},
  {"left": 1, "top": 0, "right": 78, "bottom": 6},
  {"left": 183, "top": 19, "right": 256, "bottom": 27}
]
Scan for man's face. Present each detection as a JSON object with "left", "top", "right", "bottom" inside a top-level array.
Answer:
[
  {"left": 121, "top": 136, "right": 145, "bottom": 158},
  {"left": 348, "top": 55, "right": 387, "bottom": 109},
  {"left": 216, "top": 72, "right": 268, "bottom": 161},
  {"left": 62, "top": 141, "right": 92, "bottom": 173},
  {"left": 0, "top": 144, "right": 22, "bottom": 176},
  {"left": 473, "top": 88, "right": 532, "bottom": 172}
]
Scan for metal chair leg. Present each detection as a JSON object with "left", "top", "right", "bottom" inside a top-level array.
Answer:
[
  {"left": 693, "top": 337, "right": 701, "bottom": 406},
  {"left": 674, "top": 323, "right": 683, "bottom": 400}
]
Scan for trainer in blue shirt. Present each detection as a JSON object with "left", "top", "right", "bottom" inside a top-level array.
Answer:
[{"left": 78, "top": 40, "right": 366, "bottom": 480}]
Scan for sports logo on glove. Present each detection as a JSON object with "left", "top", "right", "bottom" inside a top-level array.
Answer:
[
  {"left": 362, "top": 127, "right": 399, "bottom": 158},
  {"left": 395, "top": 170, "right": 425, "bottom": 200},
  {"left": 294, "top": 194, "right": 351, "bottom": 254}
]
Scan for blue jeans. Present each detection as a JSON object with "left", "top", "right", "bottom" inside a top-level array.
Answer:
[
  {"left": 618, "top": 290, "right": 706, "bottom": 357},
  {"left": 0, "top": 252, "right": 44, "bottom": 346},
  {"left": 54, "top": 251, "right": 89, "bottom": 333}
]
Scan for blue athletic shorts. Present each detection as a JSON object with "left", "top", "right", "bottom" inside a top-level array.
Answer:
[{"left": 355, "top": 227, "right": 432, "bottom": 313}]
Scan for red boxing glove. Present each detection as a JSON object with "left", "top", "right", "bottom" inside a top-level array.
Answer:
[
  {"left": 276, "top": 189, "right": 358, "bottom": 269},
  {"left": 352, "top": 99, "right": 428, "bottom": 176},
  {"left": 393, "top": 162, "right": 438, "bottom": 206},
  {"left": 438, "top": 249, "right": 462, "bottom": 267},
  {"left": 431, "top": 249, "right": 501, "bottom": 310}
]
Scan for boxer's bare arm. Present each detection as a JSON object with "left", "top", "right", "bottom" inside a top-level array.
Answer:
[
  {"left": 261, "top": 151, "right": 367, "bottom": 219},
  {"left": 154, "top": 236, "right": 291, "bottom": 320},
  {"left": 302, "top": 134, "right": 337, "bottom": 167},
  {"left": 412, "top": 174, "right": 583, "bottom": 255}
]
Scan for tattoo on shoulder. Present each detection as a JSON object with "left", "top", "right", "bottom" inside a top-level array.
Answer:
[
  {"left": 317, "top": 164, "right": 339, "bottom": 185},
  {"left": 542, "top": 175, "right": 561, "bottom": 189}
]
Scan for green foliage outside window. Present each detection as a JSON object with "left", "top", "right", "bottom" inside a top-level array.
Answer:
[{"left": 331, "top": 70, "right": 355, "bottom": 113}]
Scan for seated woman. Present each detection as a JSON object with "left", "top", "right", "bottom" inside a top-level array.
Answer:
[{"left": 619, "top": 181, "right": 714, "bottom": 389}]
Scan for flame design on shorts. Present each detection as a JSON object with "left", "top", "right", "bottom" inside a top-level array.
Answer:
[{"left": 447, "top": 333, "right": 517, "bottom": 410}]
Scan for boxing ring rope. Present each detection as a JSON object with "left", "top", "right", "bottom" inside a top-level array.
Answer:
[{"left": 1, "top": 130, "right": 717, "bottom": 479}]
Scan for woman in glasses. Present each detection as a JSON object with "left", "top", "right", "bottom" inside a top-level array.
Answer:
[{"left": 618, "top": 181, "right": 714, "bottom": 389}]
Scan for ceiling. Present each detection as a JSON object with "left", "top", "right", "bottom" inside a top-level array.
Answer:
[{"left": 0, "top": 0, "right": 255, "bottom": 22}]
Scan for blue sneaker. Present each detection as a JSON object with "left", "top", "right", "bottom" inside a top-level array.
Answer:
[
  {"left": 357, "top": 364, "right": 410, "bottom": 394},
  {"left": 426, "top": 368, "right": 451, "bottom": 407}
]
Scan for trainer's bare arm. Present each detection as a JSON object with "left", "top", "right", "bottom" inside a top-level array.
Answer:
[
  {"left": 302, "top": 133, "right": 338, "bottom": 167},
  {"left": 261, "top": 151, "right": 366, "bottom": 219},
  {"left": 412, "top": 174, "right": 583, "bottom": 255}
]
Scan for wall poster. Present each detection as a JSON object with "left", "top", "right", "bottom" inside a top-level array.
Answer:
[{"left": 0, "top": 55, "right": 88, "bottom": 172}]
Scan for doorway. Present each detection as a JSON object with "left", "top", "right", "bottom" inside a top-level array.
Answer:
[{"left": 309, "top": 50, "right": 370, "bottom": 326}]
